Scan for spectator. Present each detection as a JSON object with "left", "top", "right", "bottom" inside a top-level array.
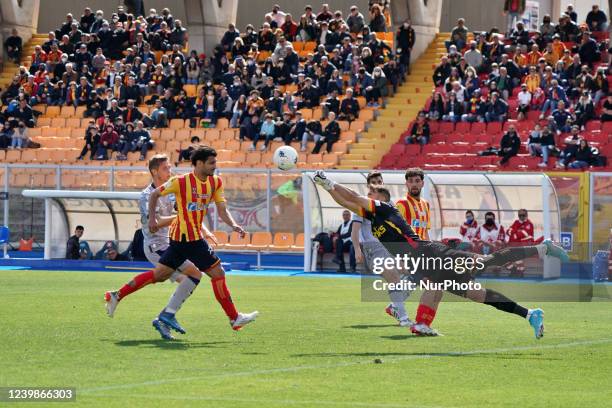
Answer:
[
  {"left": 368, "top": 4, "right": 386, "bottom": 33},
  {"left": 77, "top": 121, "right": 100, "bottom": 160},
  {"left": 509, "top": 21, "right": 529, "bottom": 45},
  {"left": 365, "top": 66, "right": 387, "bottom": 107},
  {"left": 586, "top": 5, "right": 608, "bottom": 32},
  {"left": 427, "top": 91, "right": 446, "bottom": 121},
  {"left": 602, "top": 94, "right": 612, "bottom": 122},
  {"left": 10, "top": 121, "right": 28, "bottom": 149},
  {"left": 347, "top": 5, "right": 365, "bottom": 34},
  {"left": 338, "top": 88, "right": 360, "bottom": 122},
  {"left": 240, "top": 114, "right": 261, "bottom": 144},
  {"left": 0, "top": 123, "right": 13, "bottom": 148},
  {"left": 556, "top": 126, "right": 581, "bottom": 168},
  {"left": 516, "top": 83, "right": 531, "bottom": 120},
  {"left": 285, "top": 111, "right": 306, "bottom": 147},
  {"left": 96, "top": 124, "right": 119, "bottom": 159},
  {"left": 442, "top": 92, "right": 463, "bottom": 122},
  {"left": 312, "top": 111, "right": 340, "bottom": 154},
  {"left": 266, "top": 4, "right": 286, "bottom": 27},
  {"left": 256, "top": 113, "right": 279, "bottom": 151},
  {"left": 4, "top": 28, "right": 22, "bottom": 64},
  {"left": 549, "top": 100, "right": 572, "bottom": 134},
  {"left": 122, "top": 120, "right": 153, "bottom": 160},
  {"left": 432, "top": 55, "right": 451, "bottom": 87},
  {"left": 65, "top": 225, "right": 85, "bottom": 259},
  {"left": 177, "top": 135, "right": 201, "bottom": 163},
  {"left": 578, "top": 32, "right": 599, "bottom": 68},
  {"left": 527, "top": 124, "right": 555, "bottom": 167},
  {"left": 503, "top": 0, "right": 525, "bottom": 35},
  {"left": 405, "top": 112, "right": 430, "bottom": 145},
  {"left": 540, "top": 15, "right": 556, "bottom": 43},
  {"left": 574, "top": 92, "right": 595, "bottom": 129},
  {"left": 144, "top": 99, "right": 168, "bottom": 128},
  {"left": 498, "top": 124, "right": 520, "bottom": 165},
  {"left": 301, "top": 118, "right": 322, "bottom": 151},
  {"left": 333, "top": 210, "right": 356, "bottom": 273},
  {"left": 566, "top": 139, "right": 593, "bottom": 169},
  {"left": 564, "top": 4, "right": 577, "bottom": 23},
  {"left": 464, "top": 41, "right": 483, "bottom": 70},
  {"left": 446, "top": 18, "right": 468, "bottom": 52},
  {"left": 106, "top": 246, "right": 130, "bottom": 261}
]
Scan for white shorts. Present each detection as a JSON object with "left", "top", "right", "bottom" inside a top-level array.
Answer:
[{"left": 144, "top": 242, "right": 184, "bottom": 282}]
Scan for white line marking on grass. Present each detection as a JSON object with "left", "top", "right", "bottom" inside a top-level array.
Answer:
[
  {"left": 81, "top": 338, "right": 612, "bottom": 395},
  {"left": 85, "top": 394, "right": 450, "bottom": 408}
]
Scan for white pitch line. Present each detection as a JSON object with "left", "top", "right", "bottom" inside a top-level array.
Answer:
[
  {"left": 81, "top": 338, "right": 612, "bottom": 395},
  {"left": 84, "top": 393, "right": 452, "bottom": 408}
]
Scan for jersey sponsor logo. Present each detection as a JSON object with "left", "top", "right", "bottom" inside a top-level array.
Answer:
[
  {"left": 187, "top": 202, "right": 209, "bottom": 212},
  {"left": 373, "top": 224, "right": 387, "bottom": 238}
]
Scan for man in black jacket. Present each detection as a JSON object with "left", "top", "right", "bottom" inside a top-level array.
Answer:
[
  {"left": 333, "top": 210, "right": 356, "bottom": 273},
  {"left": 66, "top": 226, "right": 85, "bottom": 259},
  {"left": 396, "top": 20, "right": 415, "bottom": 74},
  {"left": 338, "top": 88, "right": 360, "bottom": 122},
  {"left": 499, "top": 125, "right": 521, "bottom": 165},
  {"left": 312, "top": 111, "right": 341, "bottom": 154},
  {"left": 297, "top": 77, "right": 320, "bottom": 108},
  {"left": 4, "top": 29, "right": 22, "bottom": 63},
  {"left": 119, "top": 76, "right": 142, "bottom": 106}
]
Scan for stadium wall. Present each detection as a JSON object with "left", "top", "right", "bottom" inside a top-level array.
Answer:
[{"left": 439, "top": 0, "right": 553, "bottom": 32}]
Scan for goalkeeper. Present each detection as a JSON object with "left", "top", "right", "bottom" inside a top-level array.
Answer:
[{"left": 312, "top": 171, "right": 570, "bottom": 339}]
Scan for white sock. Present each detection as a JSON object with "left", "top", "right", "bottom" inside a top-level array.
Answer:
[
  {"left": 535, "top": 244, "right": 547, "bottom": 259},
  {"left": 164, "top": 276, "right": 199, "bottom": 315},
  {"left": 388, "top": 290, "right": 408, "bottom": 320}
]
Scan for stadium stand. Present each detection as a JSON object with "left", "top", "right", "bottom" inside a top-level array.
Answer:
[
  {"left": 374, "top": 12, "right": 612, "bottom": 172},
  {"left": 0, "top": 3, "right": 403, "bottom": 188}
]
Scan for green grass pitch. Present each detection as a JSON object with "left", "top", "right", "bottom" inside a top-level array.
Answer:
[{"left": 1, "top": 270, "right": 612, "bottom": 407}]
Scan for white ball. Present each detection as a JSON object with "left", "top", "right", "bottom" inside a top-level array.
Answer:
[{"left": 273, "top": 145, "right": 298, "bottom": 171}]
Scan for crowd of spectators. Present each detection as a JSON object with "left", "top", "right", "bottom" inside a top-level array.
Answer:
[
  {"left": 406, "top": 4, "right": 610, "bottom": 169},
  {"left": 1, "top": 1, "right": 415, "bottom": 160}
]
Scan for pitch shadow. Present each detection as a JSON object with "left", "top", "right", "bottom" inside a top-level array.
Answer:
[
  {"left": 343, "top": 324, "right": 399, "bottom": 330},
  {"left": 107, "top": 338, "right": 230, "bottom": 350}
]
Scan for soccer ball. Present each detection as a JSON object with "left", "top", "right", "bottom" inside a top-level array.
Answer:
[{"left": 273, "top": 146, "right": 298, "bottom": 171}]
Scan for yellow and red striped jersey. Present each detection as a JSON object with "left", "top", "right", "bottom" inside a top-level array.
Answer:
[
  {"left": 395, "top": 195, "right": 430, "bottom": 240},
  {"left": 159, "top": 173, "right": 225, "bottom": 242}
]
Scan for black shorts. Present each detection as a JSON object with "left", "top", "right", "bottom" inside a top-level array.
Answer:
[
  {"left": 158, "top": 239, "right": 220, "bottom": 272},
  {"left": 418, "top": 241, "right": 477, "bottom": 295}
]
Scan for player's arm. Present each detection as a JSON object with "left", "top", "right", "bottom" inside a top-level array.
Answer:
[
  {"left": 201, "top": 222, "right": 219, "bottom": 246},
  {"left": 216, "top": 201, "right": 246, "bottom": 238},
  {"left": 149, "top": 177, "right": 178, "bottom": 233},
  {"left": 313, "top": 171, "right": 370, "bottom": 213},
  {"left": 156, "top": 215, "right": 175, "bottom": 228}
]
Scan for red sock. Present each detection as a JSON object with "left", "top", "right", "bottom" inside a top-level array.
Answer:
[
  {"left": 211, "top": 276, "right": 239, "bottom": 321},
  {"left": 117, "top": 270, "right": 155, "bottom": 299},
  {"left": 415, "top": 304, "right": 437, "bottom": 326}
]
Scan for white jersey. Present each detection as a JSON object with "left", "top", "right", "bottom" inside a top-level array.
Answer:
[
  {"left": 351, "top": 213, "right": 377, "bottom": 244},
  {"left": 139, "top": 182, "right": 175, "bottom": 251}
]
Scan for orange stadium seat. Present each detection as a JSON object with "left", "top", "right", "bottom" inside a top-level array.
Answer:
[
  {"left": 211, "top": 231, "right": 229, "bottom": 249},
  {"left": 291, "top": 233, "right": 305, "bottom": 250},
  {"left": 59, "top": 106, "right": 75, "bottom": 118},
  {"left": 169, "top": 119, "right": 185, "bottom": 129},
  {"left": 37, "top": 117, "right": 51, "bottom": 127},
  {"left": 45, "top": 106, "right": 60, "bottom": 117},
  {"left": 225, "top": 231, "right": 250, "bottom": 249},
  {"left": 248, "top": 231, "right": 272, "bottom": 251},
  {"left": 270, "top": 232, "right": 294, "bottom": 251}
]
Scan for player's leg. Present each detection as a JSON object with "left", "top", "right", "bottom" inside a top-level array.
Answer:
[
  {"left": 157, "top": 261, "right": 202, "bottom": 335},
  {"left": 411, "top": 288, "right": 444, "bottom": 335},
  {"left": 104, "top": 262, "right": 175, "bottom": 318},
  {"left": 481, "top": 240, "right": 569, "bottom": 269},
  {"left": 462, "top": 287, "right": 544, "bottom": 339},
  {"left": 365, "top": 242, "right": 414, "bottom": 327},
  {"left": 192, "top": 239, "right": 259, "bottom": 330}
]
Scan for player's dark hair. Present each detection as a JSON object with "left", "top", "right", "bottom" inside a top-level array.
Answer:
[
  {"left": 485, "top": 211, "right": 495, "bottom": 218},
  {"left": 405, "top": 167, "right": 424, "bottom": 181},
  {"left": 190, "top": 146, "right": 217, "bottom": 166},
  {"left": 148, "top": 154, "right": 168, "bottom": 174},
  {"left": 518, "top": 208, "right": 528, "bottom": 215},
  {"left": 465, "top": 210, "right": 474, "bottom": 216},
  {"left": 75, "top": 225, "right": 84, "bottom": 231},
  {"left": 373, "top": 187, "right": 391, "bottom": 202},
  {"left": 366, "top": 171, "right": 383, "bottom": 185}
]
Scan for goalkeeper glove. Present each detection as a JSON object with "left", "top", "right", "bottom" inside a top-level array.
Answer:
[{"left": 313, "top": 170, "right": 335, "bottom": 191}]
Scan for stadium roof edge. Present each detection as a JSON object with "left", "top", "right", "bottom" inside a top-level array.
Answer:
[{"left": 22, "top": 190, "right": 141, "bottom": 200}]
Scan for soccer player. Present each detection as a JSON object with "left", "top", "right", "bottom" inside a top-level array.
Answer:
[
  {"left": 139, "top": 154, "right": 218, "bottom": 340},
  {"left": 313, "top": 170, "right": 570, "bottom": 339},
  {"left": 105, "top": 147, "right": 258, "bottom": 333},
  {"left": 395, "top": 168, "right": 443, "bottom": 336},
  {"left": 351, "top": 171, "right": 414, "bottom": 327}
]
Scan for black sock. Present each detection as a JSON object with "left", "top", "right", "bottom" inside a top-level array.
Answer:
[
  {"left": 484, "top": 289, "right": 528, "bottom": 318},
  {"left": 483, "top": 246, "right": 539, "bottom": 268}
]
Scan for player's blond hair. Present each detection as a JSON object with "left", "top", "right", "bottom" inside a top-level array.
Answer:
[{"left": 148, "top": 154, "right": 169, "bottom": 173}]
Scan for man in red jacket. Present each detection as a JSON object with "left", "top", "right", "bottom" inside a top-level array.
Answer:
[{"left": 507, "top": 209, "right": 534, "bottom": 277}]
